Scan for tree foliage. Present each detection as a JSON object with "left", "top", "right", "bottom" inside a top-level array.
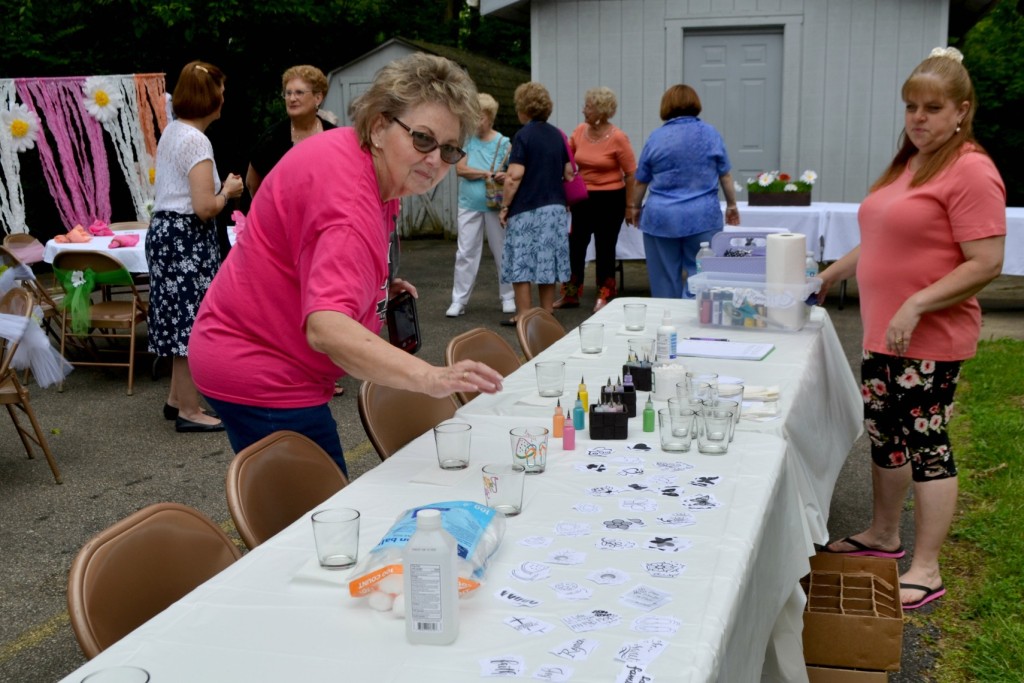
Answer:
[{"left": 961, "top": 0, "right": 1024, "bottom": 205}]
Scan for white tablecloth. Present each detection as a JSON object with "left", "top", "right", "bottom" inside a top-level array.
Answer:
[
  {"left": 58, "top": 298, "right": 857, "bottom": 683},
  {"left": 43, "top": 230, "right": 148, "bottom": 274}
]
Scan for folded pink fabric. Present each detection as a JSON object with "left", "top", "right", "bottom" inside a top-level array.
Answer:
[
  {"left": 87, "top": 220, "right": 113, "bottom": 236},
  {"left": 65, "top": 226, "right": 93, "bottom": 243},
  {"left": 109, "top": 234, "right": 139, "bottom": 248},
  {"left": 231, "top": 210, "right": 247, "bottom": 237}
]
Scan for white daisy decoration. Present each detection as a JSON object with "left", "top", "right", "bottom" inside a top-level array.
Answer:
[
  {"left": 82, "top": 76, "right": 123, "bottom": 124},
  {"left": 800, "top": 170, "right": 818, "bottom": 185},
  {"left": 70, "top": 270, "right": 86, "bottom": 288},
  {"left": 757, "top": 172, "right": 775, "bottom": 187},
  {"left": 0, "top": 103, "right": 41, "bottom": 153},
  {"left": 784, "top": 183, "right": 799, "bottom": 192}
]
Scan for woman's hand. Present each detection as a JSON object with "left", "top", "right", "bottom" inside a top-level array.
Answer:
[
  {"left": 424, "top": 361, "right": 504, "bottom": 399},
  {"left": 222, "top": 173, "right": 244, "bottom": 200},
  {"left": 389, "top": 278, "right": 417, "bottom": 299},
  {"left": 499, "top": 206, "right": 509, "bottom": 228},
  {"left": 724, "top": 205, "right": 740, "bottom": 226},
  {"left": 625, "top": 206, "right": 641, "bottom": 226},
  {"left": 886, "top": 302, "right": 922, "bottom": 356}
]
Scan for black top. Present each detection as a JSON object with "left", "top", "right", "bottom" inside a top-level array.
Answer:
[
  {"left": 507, "top": 120, "right": 570, "bottom": 218},
  {"left": 249, "top": 116, "right": 338, "bottom": 178}
]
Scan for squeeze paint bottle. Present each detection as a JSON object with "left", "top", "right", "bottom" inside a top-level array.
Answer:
[
  {"left": 553, "top": 399, "right": 565, "bottom": 438},
  {"left": 573, "top": 393, "right": 586, "bottom": 430},
  {"left": 562, "top": 411, "right": 576, "bottom": 450},
  {"left": 656, "top": 310, "right": 677, "bottom": 362},
  {"left": 403, "top": 509, "right": 459, "bottom": 645},
  {"left": 642, "top": 394, "right": 656, "bottom": 432},
  {"left": 578, "top": 376, "right": 589, "bottom": 411}
]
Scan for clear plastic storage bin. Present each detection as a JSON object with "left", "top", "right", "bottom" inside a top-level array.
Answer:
[{"left": 687, "top": 272, "right": 822, "bottom": 332}]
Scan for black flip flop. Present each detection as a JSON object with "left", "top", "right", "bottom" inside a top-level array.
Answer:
[
  {"left": 499, "top": 317, "right": 518, "bottom": 327},
  {"left": 819, "top": 536, "right": 906, "bottom": 559}
]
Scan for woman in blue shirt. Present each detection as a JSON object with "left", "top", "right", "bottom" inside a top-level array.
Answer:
[{"left": 628, "top": 85, "right": 740, "bottom": 298}]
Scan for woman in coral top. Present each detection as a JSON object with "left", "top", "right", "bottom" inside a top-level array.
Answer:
[
  {"left": 558, "top": 87, "right": 636, "bottom": 312},
  {"left": 818, "top": 47, "right": 1006, "bottom": 611}
]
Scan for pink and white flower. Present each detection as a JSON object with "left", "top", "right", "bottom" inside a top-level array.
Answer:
[
  {"left": 914, "top": 417, "right": 929, "bottom": 433},
  {"left": 897, "top": 367, "right": 922, "bottom": 389},
  {"left": 920, "top": 360, "right": 935, "bottom": 374}
]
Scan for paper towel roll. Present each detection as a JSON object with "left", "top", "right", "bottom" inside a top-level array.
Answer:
[{"left": 766, "top": 233, "right": 807, "bottom": 285}]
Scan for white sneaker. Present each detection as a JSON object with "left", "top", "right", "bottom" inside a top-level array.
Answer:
[
  {"left": 501, "top": 300, "right": 516, "bottom": 314},
  {"left": 446, "top": 303, "right": 466, "bottom": 318}
]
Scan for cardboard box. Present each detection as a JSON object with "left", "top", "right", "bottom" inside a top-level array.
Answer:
[
  {"left": 807, "top": 666, "right": 888, "bottom": 682},
  {"left": 801, "top": 554, "right": 903, "bottom": 672}
]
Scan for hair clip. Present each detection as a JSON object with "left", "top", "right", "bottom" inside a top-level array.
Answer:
[
  {"left": 195, "top": 64, "right": 210, "bottom": 73},
  {"left": 928, "top": 46, "right": 964, "bottom": 63}
]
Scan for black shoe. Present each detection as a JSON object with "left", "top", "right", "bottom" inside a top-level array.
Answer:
[
  {"left": 499, "top": 317, "right": 518, "bottom": 327},
  {"left": 165, "top": 404, "right": 218, "bottom": 420},
  {"left": 175, "top": 416, "right": 225, "bottom": 433}
]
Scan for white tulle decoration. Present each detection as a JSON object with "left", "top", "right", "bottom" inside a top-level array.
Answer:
[
  {"left": 0, "top": 266, "right": 73, "bottom": 388},
  {"left": 98, "top": 77, "right": 155, "bottom": 221},
  {"left": 0, "top": 80, "right": 31, "bottom": 234}
]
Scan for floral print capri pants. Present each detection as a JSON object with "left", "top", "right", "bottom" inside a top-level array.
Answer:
[{"left": 861, "top": 350, "right": 961, "bottom": 482}]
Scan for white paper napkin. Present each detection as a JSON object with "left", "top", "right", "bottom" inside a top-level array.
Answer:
[
  {"left": 743, "top": 384, "right": 781, "bottom": 401},
  {"left": 292, "top": 555, "right": 354, "bottom": 588}
]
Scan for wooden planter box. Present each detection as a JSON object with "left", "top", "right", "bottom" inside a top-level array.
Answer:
[{"left": 748, "top": 192, "right": 812, "bottom": 207}]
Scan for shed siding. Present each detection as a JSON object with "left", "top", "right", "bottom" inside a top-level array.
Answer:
[{"left": 529, "top": 0, "right": 947, "bottom": 202}]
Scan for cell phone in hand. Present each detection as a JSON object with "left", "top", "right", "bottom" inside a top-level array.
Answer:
[{"left": 386, "top": 291, "right": 421, "bottom": 354}]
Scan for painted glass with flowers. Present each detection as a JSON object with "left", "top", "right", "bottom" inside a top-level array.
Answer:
[{"left": 746, "top": 170, "right": 817, "bottom": 206}]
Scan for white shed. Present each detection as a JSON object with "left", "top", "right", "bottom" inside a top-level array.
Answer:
[
  {"left": 325, "top": 38, "right": 530, "bottom": 237},
  {"left": 481, "top": 0, "right": 958, "bottom": 202}
]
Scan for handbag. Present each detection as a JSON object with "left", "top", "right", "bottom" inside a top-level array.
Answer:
[
  {"left": 484, "top": 137, "right": 509, "bottom": 210},
  {"left": 562, "top": 134, "right": 588, "bottom": 207}
]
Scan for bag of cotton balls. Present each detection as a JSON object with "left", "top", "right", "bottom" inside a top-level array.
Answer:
[{"left": 348, "top": 501, "right": 505, "bottom": 617}]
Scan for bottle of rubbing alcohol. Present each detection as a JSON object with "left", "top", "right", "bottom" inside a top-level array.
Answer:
[{"left": 403, "top": 509, "right": 459, "bottom": 645}]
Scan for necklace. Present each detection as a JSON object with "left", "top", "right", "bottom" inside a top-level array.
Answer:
[
  {"left": 585, "top": 123, "right": 611, "bottom": 143},
  {"left": 291, "top": 117, "right": 322, "bottom": 144}
]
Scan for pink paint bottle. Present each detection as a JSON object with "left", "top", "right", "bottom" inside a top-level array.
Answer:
[{"left": 562, "top": 410, "right": 576, "bottom": 450}]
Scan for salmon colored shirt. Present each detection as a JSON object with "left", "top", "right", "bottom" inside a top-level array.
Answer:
[
  {"left": 569, "top": 124, "right": 636, "bottom": 191},
  {"left": 857, "top": 149, "right": 1005, "bottom": 362}
]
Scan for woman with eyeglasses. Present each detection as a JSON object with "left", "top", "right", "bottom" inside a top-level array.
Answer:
[
  {"left": 245, "top": 65, "right": 336, "bottom": 198},
  {"left": 189, "top": 53, "right": 504, "bottom": 475},
  {"left": 497, "top": 81, "right": 573, "bottom": 325}
]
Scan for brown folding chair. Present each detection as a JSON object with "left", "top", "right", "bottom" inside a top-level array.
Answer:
[
  {"left": 2, "top": 232, "right": 45, "bottom": 265},
  {"left": 357, "top": 380, "right": 459, "bottom": 461},
  {"left": 67, "top": 502, "right": 241, "bottom": 659},
  {"left": 0, "top": 245, "right": 63, "bottom": 345},
  {"left": 226, "top": 431, "right": 349, "bottom": 550},
  {"left": 0, "top": 288, "right": 62, "bottom": 483},
  {"left": 444, "top": 327, "right": 522, "bottom": 405},
  {"left": 108, "top": 221, "right": 149, "bottom": 231},
  {"left": 516, "top": 307, "right": 566, "bottom": 361},
  {"left": 52, "top": 251, "right": 147, "bottom": 395}
]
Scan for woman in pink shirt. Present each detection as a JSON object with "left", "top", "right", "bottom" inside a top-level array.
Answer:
[{"left": 817, "top": 47, "right": 1005, "bottom": 610}]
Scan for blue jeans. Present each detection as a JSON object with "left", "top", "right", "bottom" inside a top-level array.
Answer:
[
  {"left": 643, "top": 229, "right": 721, "bottom": 298},
  {"left": 202, "top": 397, "right": 347, "bottom": 477}
]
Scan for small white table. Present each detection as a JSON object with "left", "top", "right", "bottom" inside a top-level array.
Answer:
[{"left": 43, "top": 230, "right": 148, "bottom": 274}]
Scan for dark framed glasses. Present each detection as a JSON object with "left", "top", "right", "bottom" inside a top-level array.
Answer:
[{"left": 392, "top": 118, "right": 466, "bottom": 164}]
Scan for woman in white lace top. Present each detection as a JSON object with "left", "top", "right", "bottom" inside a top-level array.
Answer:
[{"left": 148, "top": 60, "right": 244, "bottom": 433}]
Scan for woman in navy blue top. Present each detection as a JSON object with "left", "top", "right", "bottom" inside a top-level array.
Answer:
[
  {"left": 498, "top": 82, "right": 573, "bottom": 324},
  {"left": 629, "top": 85, "right": 740, "bottom": 298}
]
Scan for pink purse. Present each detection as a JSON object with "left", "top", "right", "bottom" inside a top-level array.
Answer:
[{"left": 562, "top": 134, "right": 588, "bottom": 207}]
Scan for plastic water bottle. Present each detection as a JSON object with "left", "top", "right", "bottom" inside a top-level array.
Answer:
[
  {"left": 404, "top": 509, "right": 459, "bottom": 645},
  {"left": 695, "top": 241, "right": 714, "bottom": 274},
  {"left": 805, "top": 251, "right": 819, "bottom": 279}
]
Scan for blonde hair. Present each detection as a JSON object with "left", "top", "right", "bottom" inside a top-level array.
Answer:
[
  {"left": 513, "top": 82, "right": 553, "bottom": 122},
  {"left": 873, "top": 47, "right": 985, "bottom": 190},
  {"left": 585, "top": 86, "right": 617, "bottom": 121},
  {"left": 281, "top": 65, "right": 328, "bottom": 96},
  {"left": 350, "top": 53, "right": 480, "bottom": 149},
  {"left": 478, "top": 93, "right": 499, "bottom": 120}
]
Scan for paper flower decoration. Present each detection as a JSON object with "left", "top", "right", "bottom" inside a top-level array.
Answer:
[
  {"left": 82, "top": 77, "right": 123, "bottom": 123},
  {"left": 784, "top": 183, "right": 799, "bottom": 192},
  {"left": 748, "top": 170, "right": 817, "bottom": 194},
  {"left": 800, "top": 170, "right": 818, "bottom": 185},
  {"left": 1, "top": 104, "right": 41, "bottom": 153},
  {"left": 70, "top": 270, "right": 86, "bottom": 288}
]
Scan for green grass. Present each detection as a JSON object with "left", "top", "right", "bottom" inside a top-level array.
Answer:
[{"left": 932, "top": 339, "right": 1024, "bottom": 682}]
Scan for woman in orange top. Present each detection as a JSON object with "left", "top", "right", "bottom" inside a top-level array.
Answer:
[{"left": 558, "top": 87, "right": 636, "bottom": 312}]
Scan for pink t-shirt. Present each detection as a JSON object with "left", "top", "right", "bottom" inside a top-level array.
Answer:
[
  {"left": 189, "top": 128, "right": 400, "bottom": 407},
  {"left": 857, "top": 150, "right": 1005, "bottom": 361}
]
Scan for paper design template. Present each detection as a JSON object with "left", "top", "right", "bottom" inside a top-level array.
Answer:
[
  {"left": 504, "top": 615, "right": 556, "bottom": 635},
  {"left": 655, "top": 461, "right": 694, "bottom": 472},
  {"left": 576, "top": 462, "right": 607, "bottom": 473},
  {"left": 547, "top": 548, "right": 586, "bottom": 565},
  {"left": 617, "top": 467, "right": 645, "bottom": 477},
  {"left": 495, "top": 587, "right": 542, "bottom": 608},
  {"left": 587, "top": 485, "right": 626, "bottom": 497},
  {"left": 657, "top": 486, "right": 682, "bottom": 497},
  {"left": 573, "top": 503, "right": 602, "bottom": 514},
  {"left": 626, "top": 442, "right": 655, "bottom": 452},
  {"left": 620, "top": 584, "right": 673, "bottom": 612},
  {"left": 643, "top": 475, "right": 678, "bottom": 488},
  {"left": 533, "top": 664, "right": 573, "bottom": 681},
  {"left": 682, "top": 493, "right": 722, "bottom": 510},
  {"left": 620, "top": 498, "right": 658, "bottom": 512},
  {"left": 550, "top": 581, "right": 594, "bottom": 601},
  {"left": 632, "top": 615, "right": 683, "bottom": 635},
  {"left": 642, "top": 561, "right": 686, "bottom": 579},
  {"left": 645, "top": 536, "right": 691, "bottom": 553},
  {"left": 689, "top": 475, "right": 721, "bottom": 488},
  {"left": 597, "top": 536, "right": 638, "bottom": 551},
  {"left": 550, "top": 637, "right": 599, "bottom": 661},
  {"left": 655, "top": 511, "right": 697, "bottom": 527},
  {"left": 562, "top": 609, "right": 623, "bottom": 633},
  {"left": 616, "top": 638, "right": 668, "bottom": 665},
  {"left": 554, "top": 521, "right": 592, "bottom": 537},
  {"left": 611, "top": 455, "right": 645, "bottom": 465},
  {"left": 587, "top": 567, "right": 630, "bottom": 585},
  {"left": 519, "top": 535, "right": 554, "bottom": 548},
  {"left": 587, "top": 446, "right": 613, "bottom": 457},
  {"left": 510, "top": 561, "right": 552, "bottom": 582},
  {"left": 615, "top": 664, "right": 653, "bottom": 683},
  {"left": 481, "top": 656, "right": 525, "bottom": 677},
  {"left": 603, "top": 518, "right": 646, "bottom": 530},
  {"left": 626, "top": 483, "right": 651, "bottom": 492}
]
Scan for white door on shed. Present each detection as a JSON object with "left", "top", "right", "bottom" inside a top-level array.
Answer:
[{"left": 683, "top": 30, "right": 783, "bottom": 182}]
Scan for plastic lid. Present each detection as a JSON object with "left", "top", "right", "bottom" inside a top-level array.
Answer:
[
  {"left": 417, "top": 509, "right": 442, "bottom": 528},
  {"left": 661, "top": 310, "right": 672, "bottom": 322},
  {"left": 700, "top": 241, "right": 710, "bottom": 247}
]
